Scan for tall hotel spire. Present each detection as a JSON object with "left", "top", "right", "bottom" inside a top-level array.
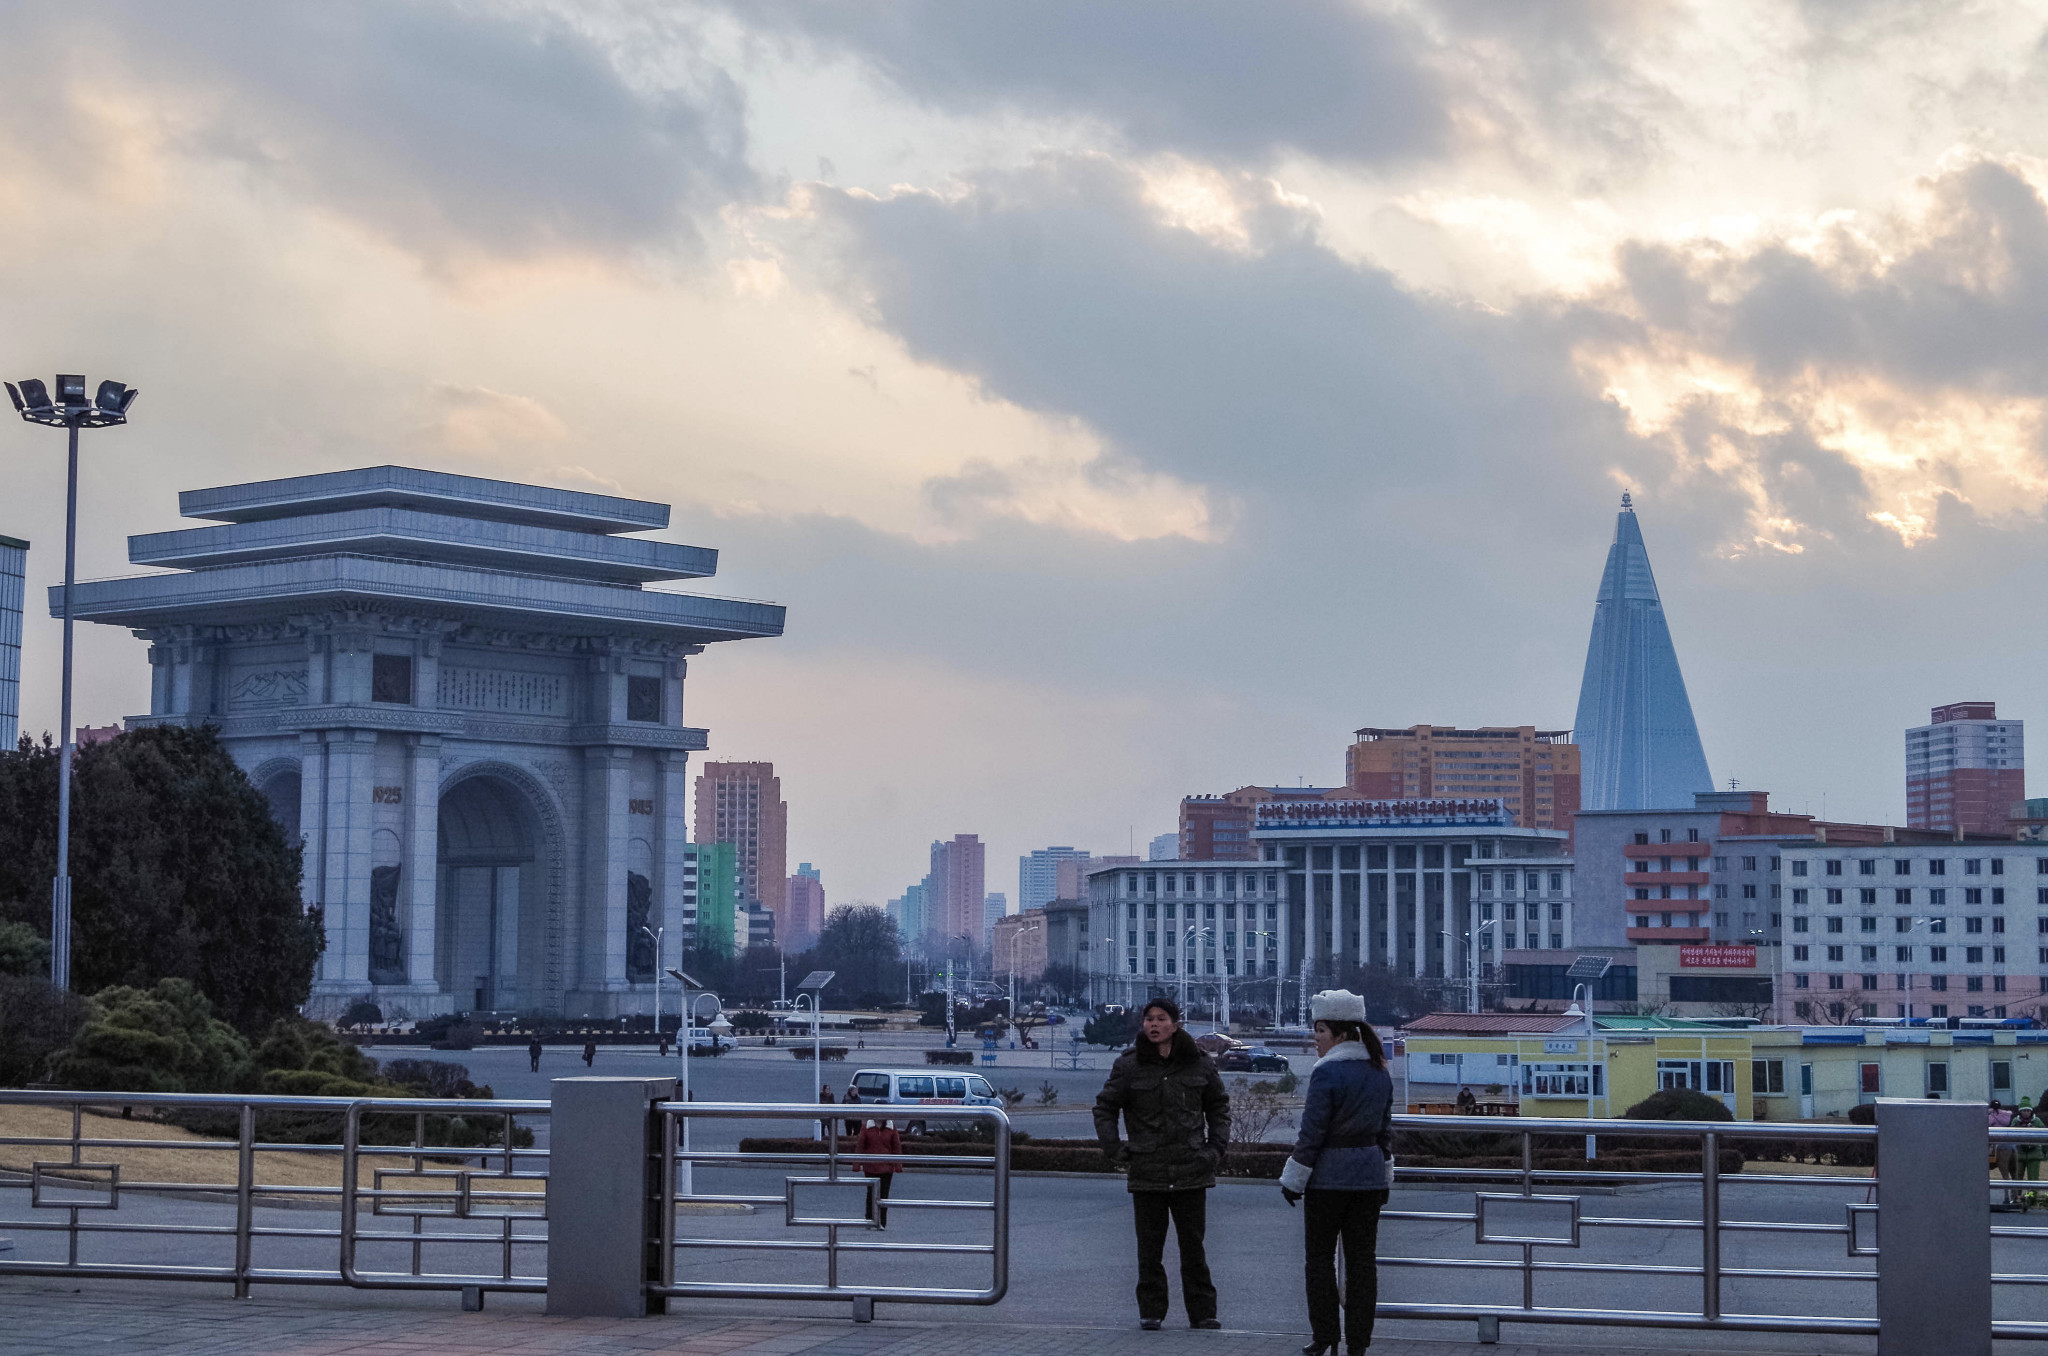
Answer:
[{"left": 1572, "top": 493, "right": 1713, "bottom": 810}]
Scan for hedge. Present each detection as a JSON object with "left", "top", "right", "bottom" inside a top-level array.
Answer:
[{"left": 735, "top": 1136, "right": 1749, "bottom": 1179}]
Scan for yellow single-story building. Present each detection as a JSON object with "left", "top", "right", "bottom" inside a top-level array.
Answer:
[
  {"left": 1403, "top": 1012, "right": 1755, "bottom": 1119},
  {"left": 1749, "top": 1024, "right": 2048, "bottom": 1120}
]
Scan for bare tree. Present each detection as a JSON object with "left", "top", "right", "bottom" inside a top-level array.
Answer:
[{"left": 1228, "top": 1078, "right": 1292, "bottom": 1145}]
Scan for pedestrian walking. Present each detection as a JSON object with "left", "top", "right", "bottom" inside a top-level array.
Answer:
[
  {"left": 2017, "top": 1099, "right": 2044, "bottom": 1209},
  {"left": 843, "top": 1083, "right": 864, "bottom": 1136},
  {"left": 1092, "top": 996, "right": 1230, "bottom": 1332},
  {"left": 527, "top": 1036, "right": 543, "bottom": 1073},
  {"left": 819, "top": 1083, "right": 836, "bottom": 1141},
  {"left": 1992, "top": 1101, "right": 2018, "bottom": 1210},
  {"left": 582, "top": 1039, "right": 596, "bottom": 1068},
  {"left": 854, "top": 1118, "right": 903, "bottom": 1227},
  {"left": 1279, "top": 990, "right": 1395, "bottom": 1356}
]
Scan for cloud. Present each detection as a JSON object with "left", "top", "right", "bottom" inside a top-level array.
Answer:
[
  {"left": 1583, "top": 155, "right": 2048, "bottom": 548},
  {"left": 727, "top": 0, "right": 1449, "bottom": 168},
  {"left": 0, "top": 0, "right": 754, "bottom": 266},
  {"left": 774, "top": 155, "right": 1633, "bottom": 524}
]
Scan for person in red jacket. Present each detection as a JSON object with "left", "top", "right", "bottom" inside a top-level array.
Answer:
[{"left": 854, "top": 1118, "right": 903, "bottom": 1228}]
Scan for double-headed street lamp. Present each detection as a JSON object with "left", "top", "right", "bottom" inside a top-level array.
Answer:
[
  {"left": 7, "top": 374, "right": 138, "bottom": 991},
  {"left": 664, "top": 967, "right": 733, "bottom": 1197}
]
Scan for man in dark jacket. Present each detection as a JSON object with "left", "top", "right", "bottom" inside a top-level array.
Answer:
[{"left": 1093, "top": 997, "right": 1231, "bottom": 1331}]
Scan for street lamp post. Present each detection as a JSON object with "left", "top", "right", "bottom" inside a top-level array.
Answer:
[
  {"left": 1005, "top": 922, "right": 1042, "bottom": 1030},
  {"left": 1180, "top": 926, "right": 1211, "bottom": 1018},
  {"left": 795, "top": 969, "right": 836, "bottom": 1137},
  {"left": 1441, "top": 919, "right": 1504, "bottom": 1015},
  {"left": 641, "top": 925, "right": 664, "bottom": 1048},
  {"left": 664, "top": 967, "right": 731, "bottom": 1197},
  {"left": 7, "top": 375, "right": 137, "bottom": 991}
]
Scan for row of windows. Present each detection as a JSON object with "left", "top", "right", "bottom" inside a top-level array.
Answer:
[
  {"left": 1126, "top": 929, "right": 1272, "bottom": 949},
  {"left": 1128, "top": 901, "right": 1281, "bottom": 922},
  {"left": 1632, "top": 913, "right": 1703, "bottom": 928},
  {"left": 1632, "top": 829, "right": 1702, "bottom": 844},
  {"left": 1791, "top": 942, "right": 2009, "bottom": 964},
  {"left": 1128, "top": 955, "right": 1263, "bottom": 975},
  {"left": 1789, "top": 887, "right": 2037, "bottom": 906},
  {"left": 1475, "top": 871, "right": 1567, "bottom": 892},
  {"left": 1123, "top": 872, "right": 1278, "bottom": 897},
  {"left": 1792, "top": 972, "right": 2014, "bottom": 993},
  {"left": 1791, "top": 857, "right": 2039, "bottom": 878},
  {"left": 1792, "top": 915, "right": 2015, "bottom": 935},
  {"left": 1479, "top": 901, "right": 1566, "bottom": 921}
]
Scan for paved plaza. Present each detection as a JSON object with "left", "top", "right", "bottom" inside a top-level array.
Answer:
[{"left": 0, "top": 1282, "right": 1887, "bottom": 1356}]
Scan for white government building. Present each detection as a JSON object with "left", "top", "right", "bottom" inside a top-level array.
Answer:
[{"left": 57, "top": 466, "right": 783, "bottom": 1020}]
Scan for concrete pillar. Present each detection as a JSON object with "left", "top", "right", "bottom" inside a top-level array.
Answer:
[
  {"left": 324, "top": 728, "right": 378, "bottom": 986},
  {"left": 546, "top": 1076, "right": 676, "bottom": 1317},
  {"left": 298, "top": 731, "right": 327, "bottom": 914},
  {"left": 1875, "top": 1098, "right": 1990, "bottom": 1356},
  {"left": 403, "top": 735, "right": 441, "bottom": 989},
  {"left": 584, "top": 745, "right": 633, "bottom": 999},
  {"left": 657, "top": 750, "right": 691, "bottom": 954}
]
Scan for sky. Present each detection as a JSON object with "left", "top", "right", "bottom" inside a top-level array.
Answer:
[{"left": 7, "top": 1, "right": 2048, "bottom": 910}]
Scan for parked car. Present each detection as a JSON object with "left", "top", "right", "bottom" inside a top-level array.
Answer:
[
  {"left": 1191, "top": 1031, "right": 1247, "bottom": 1056},
  {"left": 1218, "top": 1045, "right": 1289, "bottom": 1074},
  {"left": 848, "top": 1069, "right": 1006, "bottom": 1109}
]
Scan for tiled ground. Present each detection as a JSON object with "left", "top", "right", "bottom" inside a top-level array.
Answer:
[{"left": 0, "top": 1282, "right": 1865, "bottom": 1356}]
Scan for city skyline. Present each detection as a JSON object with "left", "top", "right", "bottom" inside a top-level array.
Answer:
[{"left": 8, "top": 5, "right": 2048, "bottom": 904}]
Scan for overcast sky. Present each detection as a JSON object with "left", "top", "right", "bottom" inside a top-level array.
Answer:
[{"left": 7, "top": 1, "right": 2048, "bottom": 909}]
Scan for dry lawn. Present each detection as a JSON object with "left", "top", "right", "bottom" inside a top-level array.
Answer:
[{"left": 0, "top": 1103, "right": 544, "bottom": 1204}]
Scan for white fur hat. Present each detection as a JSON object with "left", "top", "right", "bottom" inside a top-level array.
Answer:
[{"left": 1309, "top": 989, "right": 1368, "bottom": 1023}]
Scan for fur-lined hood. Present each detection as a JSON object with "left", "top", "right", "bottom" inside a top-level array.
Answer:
[{"left": 1313, "top": 1040, "right": 1379, "bottom": 1072}]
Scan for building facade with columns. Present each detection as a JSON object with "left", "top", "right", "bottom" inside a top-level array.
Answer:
[
  {"left": 55, "top": 466, "right": 783, "bottom": 1020},
  {"left": 1251, "top": 797, "right": 1572, "bottom": 1021}
]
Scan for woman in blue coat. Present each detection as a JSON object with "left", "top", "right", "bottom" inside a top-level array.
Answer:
[{"left": 1278, "top": 989, "right": 1394, "bottom": 1355}]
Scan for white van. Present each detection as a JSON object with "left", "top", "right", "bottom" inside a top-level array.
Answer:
[
  {"left": 684, "top": 1027, "right": 729, "bottom": 1054},
  {"left": 848, "top": 1069, "right": 1005, "bottom": 1109}
]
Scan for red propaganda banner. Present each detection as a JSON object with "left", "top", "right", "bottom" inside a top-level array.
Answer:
[{"left": 1679, "top": 945, "right": 1756, "bottom": 969}]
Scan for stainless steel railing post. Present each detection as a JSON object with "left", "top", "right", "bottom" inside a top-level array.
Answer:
[
  {"left": 1701, "top": 1128, "right": 1720, "bottom": 1322},
  {"left": 233, "top": 1102, "right": 255, "bottom": 1300}
]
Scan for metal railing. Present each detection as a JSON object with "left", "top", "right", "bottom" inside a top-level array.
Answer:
[
  {"left": 1373, "top": 1112, "right": 2048, "bottom": 1343},
  {"left": 338, "top": 1097, "right": 550, "bottom": 1298},
  {"left": 649, "top": 1100, "right": 1008, "bottom": 1316},
  {"left": 0, "top": 1089, "right": 547, "bottom": 1299}
]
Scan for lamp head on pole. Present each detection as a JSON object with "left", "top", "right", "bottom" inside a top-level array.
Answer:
[{"left": 9, "top": 374, "right": 136, "bottom": 428}]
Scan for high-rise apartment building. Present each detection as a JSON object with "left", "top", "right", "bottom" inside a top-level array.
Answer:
[
  {"left": 683, "top": 841, "right": 740, "bottom": 958},
  {"left": 888, "top": 884, "right": 929, "bottom": 947},
  {"left": 1019, "top": 846, "right": 1091, "bottom": 913},
  {"left": 0, "top": 534, "right": 23, "bottom": 751},
  {"left": 1148, "top": 833, "right": 1177, "bottom": 861},
  {"left": 1906, "top": 702, "right": 2025, "bottom": 835},
  {"left": 1345, "top": 725, "right": 1580, "bottom": 831},
  {"left": 694, "top": 761, "right": 788, "bottom": 933},
  {"left": 984, "top": 891, "right": 1008, "bottom": 939},
  {"left": 1573, "top": 494, "right": 1713, "bottom": 810},
  {"left": 929, "top": 834, "right": 988, "bottom": 946},
  {"left": 786, "top": 863, "right": 825, "bottom": 952}
]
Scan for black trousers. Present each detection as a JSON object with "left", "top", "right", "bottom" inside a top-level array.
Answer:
[
  {"left": 1131, "top": 1189, "right": 1216, "bottom": 1322},
  {"left": 1304, "top": 1188, "right": 1387, "bottom": 1350}
]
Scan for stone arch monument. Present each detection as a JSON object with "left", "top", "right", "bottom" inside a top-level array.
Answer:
[{"left": 55, "top": 465, "right": 785, "bottom": 1019}]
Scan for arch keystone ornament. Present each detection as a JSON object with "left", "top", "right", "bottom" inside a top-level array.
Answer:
[{"left": 56, "top": 465, "right": 784, "bottom": 1018}]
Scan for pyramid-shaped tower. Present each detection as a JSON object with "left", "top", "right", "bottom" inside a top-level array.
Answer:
[{"left": 1572, "top": 493, "right": 1713, "bottom": 810}]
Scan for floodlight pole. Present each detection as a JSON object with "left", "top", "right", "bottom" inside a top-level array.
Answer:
[{"left": 51, "top": 420, "right": 77, "bottom": 990}]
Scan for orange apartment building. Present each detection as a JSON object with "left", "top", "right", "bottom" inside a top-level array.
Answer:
[{"left": 1345, "top": 725, "right": 1580, "bottom": 832}]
